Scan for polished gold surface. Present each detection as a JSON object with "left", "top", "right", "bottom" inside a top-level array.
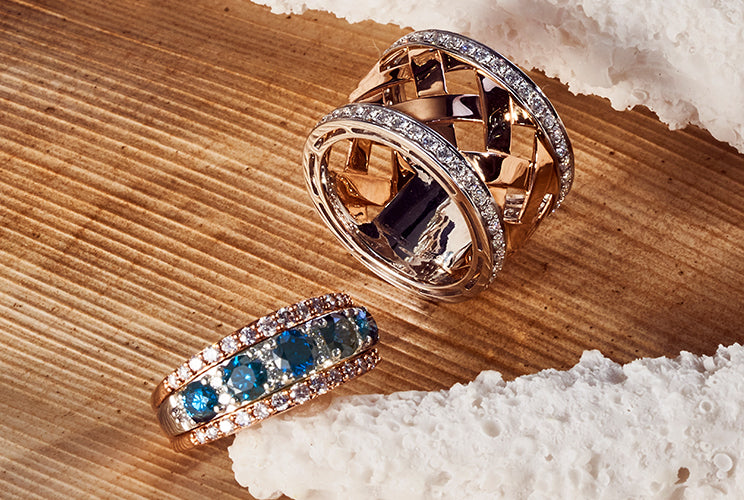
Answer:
[{"left": 352, "top": 40, "right": 566, "bottom": 252}]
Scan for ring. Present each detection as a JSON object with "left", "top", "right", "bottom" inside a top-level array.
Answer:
[
  {"left": 303, "top": 29, "right": 574, "bottom": 300},
  {"left": 151, "top": 293, "right": 380, "bottom": 451}
]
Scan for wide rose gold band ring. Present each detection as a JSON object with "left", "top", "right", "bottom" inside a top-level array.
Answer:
[{"left": 304, "top": 29, "right": 574, "bottom": 301}]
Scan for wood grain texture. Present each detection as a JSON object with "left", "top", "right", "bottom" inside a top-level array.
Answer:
[{"left": 0, "top": 0, "right": 743, "bottom": 497}]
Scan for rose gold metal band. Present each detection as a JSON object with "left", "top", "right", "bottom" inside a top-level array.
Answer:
[{"left": 303, "top": 30, "right": 573, "bottom": 300}]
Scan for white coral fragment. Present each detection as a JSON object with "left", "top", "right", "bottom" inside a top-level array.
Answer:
[
  {"left": 230, "top": 344, "right": 744, "bottom": 499},
  {"left": 254, "top": 0, "right": 744, "bottom": 153}
]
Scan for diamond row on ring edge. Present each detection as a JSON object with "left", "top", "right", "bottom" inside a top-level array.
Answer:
[{"left": 320, "top": 104, "right": 507, "bottom": 277}]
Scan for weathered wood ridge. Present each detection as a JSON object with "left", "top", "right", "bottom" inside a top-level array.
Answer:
[{"left": 1, "top": 0, "right": 743, "bottom": 498}]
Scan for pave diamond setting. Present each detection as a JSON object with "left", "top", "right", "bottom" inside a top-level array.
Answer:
[
  {"left": 182, "top": 348, "right": 381, "bottom": 449},
  {"left": 156, "top": 296, "right": 379, "bottom": 448},
  {"left": 158, "top": 293, "right": 353, "bottom": 394}
]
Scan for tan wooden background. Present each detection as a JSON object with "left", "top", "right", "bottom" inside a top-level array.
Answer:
[{"left": 1, "top": 0, "right": 743, "bottom": 498}]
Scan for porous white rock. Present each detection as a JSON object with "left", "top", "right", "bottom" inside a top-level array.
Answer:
[
  {"left": 230, "top": 344, "right": 744, "bottom": 499},
  {"left": 254, "top": 0, "right": 744, "bottom": 153}
]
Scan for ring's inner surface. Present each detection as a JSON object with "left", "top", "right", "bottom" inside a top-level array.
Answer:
[{"left": 323, "top": 140, "right": 473, "bottom": 286}]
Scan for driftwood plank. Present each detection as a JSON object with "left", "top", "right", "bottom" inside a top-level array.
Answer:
[{"left": 0, "top": 0, "right": 742, "bottom": 497}]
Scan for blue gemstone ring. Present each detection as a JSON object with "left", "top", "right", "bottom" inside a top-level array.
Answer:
[{"left": 151, "top": 293, "right": 380, "bottom": 451}]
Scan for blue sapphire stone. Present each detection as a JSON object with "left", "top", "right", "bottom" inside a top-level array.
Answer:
[
  {"left": 224, "top": 354, "right": 268, "bottom": 401},
  {"left": 319, "top": 313, "right": 358, "bottom": 358},
  {"left": 181, "top": 381, "right": 219, "bottom": 423},
  {"left": 355, "top": 309, "right": 378, "bottom": 343},
  {"left": 273, "top": 329, "right": 318, "bottom": 379}
]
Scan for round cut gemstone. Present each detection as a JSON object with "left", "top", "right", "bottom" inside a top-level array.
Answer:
[
  {"left": 272, "top": 329, "right": 319, "bottom": 379},
  {"left": 318, "top": 313, "right": 359, "bottom": 358},
  {"left": 223, "top": 354, "right": 268, "bottom": 401},
  {"left": 181, "top": 381, "right": 219, "bottom": 423},
  {"left": 219, "top": 419, "right": 234, "bottom": 434},
  {"left": 354, "top": 309, "right": 378, "bottom": 343},
  {"left": 253, "top": 402, "right": 271, "bottom": 419}
]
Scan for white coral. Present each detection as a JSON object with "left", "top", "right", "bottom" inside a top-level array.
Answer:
[
  {"left": 230, "top": 344, "right": 744, "bottom": 499},
  {"left": 254, "top": 0, "right": 744, "bottom": 153}
]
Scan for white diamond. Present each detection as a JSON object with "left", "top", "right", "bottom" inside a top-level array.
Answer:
[
  {"left": 422, "top": 31, "right": 434, "bottom": 42},
  {"left": 328, "top": 369, "right": 343, "bottom": 385},
  {"left": 271, "top": 393, "right": 290, "bottom": 411},
  {"left": 308, "top": 297, "right": 325, "bottom": 314},
  {"left": 209, "top": 375, "right": 224, "bottom": 389},
  {"left": 203, "top": 346, "right": 220, "bottom": 363},
  {"left": 481, "top": 53, "right": 495, "bottom": 67},
  {"left": 409, "top": 127, "right": 424, "bottom": 142},
  {"left": 343, "top": 362, "right": 357, "bottom": 378},
  {"left": 167, "top": 373, "right": 179, "bottom": 389},
  {"left": 238, "top": 327, "right": 257, "bottom": 345},
  {"left": 438, "top": 147, "right": 455, "bottom": 164},
  {"left": 433, "top": 32, "right": 448, "bottom": 45},
  {"left": 253, "top": 402, "right": 271, "bottom": 419},
  {"left": 293, "top": 302, "right": 310, "bottom": 321},
  {"left": 276, "top": 307, "right": 294, "bottom": 327},
  {"left": 205, "top": 426, "right": 219, "bottom": 440},
  {"left": 219, "top": 419, "right": 234, "bottom": 434},
  {"left": 188, "top": 356, "right": 204, "bottom": 372},
  {"left": 177, "top": 365, "right": 191, "bottom": 381},
  {"left": 324, "top": 294, "right": 338, "bottom": 309},
  {"left": 544, "top": 114, "right": 557, "bottom": 130},
  {"left": 257, "top": 316, "right": 277, "bottom": 336},
  {"left": 368, "top": 108, "right": 383, "bottom": 121},
  {"left": 291, "top": 384, "right": 310, "bottom": 404},
  {"left": 527, "top": 92, "right": 541, "bottom": 108},
  {"left": 309, "top": 375, "right": 328, "bottom": 395},
  {"left": 504, "top": 69, "right": 518, "bottom": 85},
  {"left": 235, "top": 410, "right": 252, "bottom": 427},
  {"left": 194, "top": 429, "right": 207, "bottom": 444},
  {"left": 491, "top": 58, "right": 507, "bottom": 76},
  {"left": 390, "top": 115, "right": 404, "bottom": 130},
  {"left": 220, "top": 336, "right": 238, "bottom": 354},
  {"left": 421, "top": 134, "right": 436, "bottom": 150},
  {"left": 474, "top": 48, "right": 490, "bottom": 62},
  {"left": 398, "top": 119, "right": 412, "bottom": 134},
  {"left": 218, "top": 393, "right": 232, "bottom": 405}
]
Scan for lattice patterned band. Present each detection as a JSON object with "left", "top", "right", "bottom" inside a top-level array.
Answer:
[
  {"left": 151, "top": 293, "right": 380, "bottom": 451},
  {"left": 304, "top": 30, "right": 573, "bottom": 300}
]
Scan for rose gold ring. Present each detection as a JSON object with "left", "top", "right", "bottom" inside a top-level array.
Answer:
[
  {"left": 303, "top": 29, "right": 573, "bottom": 301},
  {"left": 151, "top": 293, "right": 380, "bottom": 451}
]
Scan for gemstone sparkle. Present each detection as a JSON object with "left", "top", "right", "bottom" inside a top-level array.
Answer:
[
  {"left": 318, "top": 313, "right": 359, "bottom": 358},
  {"left": 181, "top": 381, "right": 219, "bottom": 423},
  {"left": 272, "top": 329, "right": 320, "bottom": 379},
  {"left": 224, "top": 354, "right": 268, "bottom": 401}
]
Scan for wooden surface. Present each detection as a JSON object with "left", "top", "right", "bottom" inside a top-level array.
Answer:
[{"left": 1, "top": 0, "right": 743, "bottom": 498}]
